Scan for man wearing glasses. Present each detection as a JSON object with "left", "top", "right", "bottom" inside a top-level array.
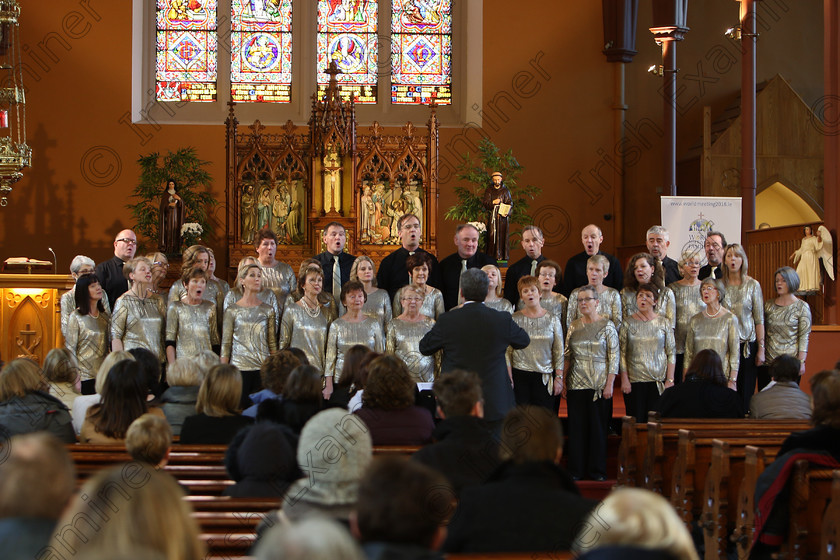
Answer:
[
  {"left": 376, "top": 213, "right": 441, "bottom": 300},
  {"left": 699, "top": 231, "right": 727, "bottom": 280},
  {"left": 95, "top": 229, "right": 137, "bottom": 305}
]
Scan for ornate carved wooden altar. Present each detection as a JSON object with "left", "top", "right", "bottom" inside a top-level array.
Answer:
[{"left": 225, "top": 65, "right": 440, "bottom": 278}]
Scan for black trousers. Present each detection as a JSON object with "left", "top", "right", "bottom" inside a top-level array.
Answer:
[
  {"left": 512, "top": 368, "right": 556, "bottom": 411},
  {"left": 80, "top": 378, "right": 96, "bottom": 395},
  {"left": 674, "top": 353, "right": 685, "bottom": 384},
  {"left": 737, "top": 340, "right": 758, "bottom": 413},
  {"left": 622, "top": 381, "right": 661, "bottom": 423},
  {"left": 240, "top": 369, "right": 263, "bottom": 409},
  {"left": 566, "top": 389, "right": 610, "bottom": 480}
]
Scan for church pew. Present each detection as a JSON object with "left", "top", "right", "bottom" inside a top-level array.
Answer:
[
  {"left": 732, "top": 446, "right": 768, "bottom": 560},
  {"left": 446, "top": 554, "right": 576, "bottom": 559},
  {"left": 785, "top": 463, "right": 838, "bottom": 560},
  {"left": 820, "top": 471, "right": 840, "bottom": 560},
  {"left": 617, "top": 416, "right": 648, "bottom": 487},
  {"left": 185, "top": 495, "right": 278, "bottom": 513}
]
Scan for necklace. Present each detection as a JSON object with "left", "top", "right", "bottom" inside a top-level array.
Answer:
[
  {"left": 302, "top": 296, "right": 321, "bottom": 318},
  {"left": 704, "top": 305, "right": 723, "bottom": 318}
]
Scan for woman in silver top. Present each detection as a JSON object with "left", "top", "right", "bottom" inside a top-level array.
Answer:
[
  {"left": 207, "top": 247, "right": 231, "bottom": 298},
  {"left": 392, "top": 252, "right": 444, "bottom": 319},
  {"left": 146, "top": 252, "right": 170, "bottom": 305},
  {"left": 619, "top": 283, "right": 676, "bottom": 422},
  {"left": 386, "top": 284, "right": 438, "bottom": 383},
  {"left": 348, "top": 255, "right": 392, "bottom": 331},
  {"left": 669, "top": 250, "right": 705, "bottom": 383},
  {"left": 525, "top": 260, "right": 567, "bottom": 325},
  {"left": 509, "top": 276, "right": 563, "bottom": 410},
  {"left": 254, "top": 229, "right": 296, "bottom": 315},
  {"left": 61, "top": 255, "right": 111, "bottom": 339},
  {"left": 684, "top": 277, "right": 740, "bottom": 389},
  {"left": 325, "top": 281, "right": 385, "bottom": 398},
  {"left": 279, "top": 265, "right": 331, "bottom": 377},
  {"left": 111, "top": 257, "right": 167, "bottom": 365},
  {"left": 165, "top": 267, "right": 220, "bottom": 363},
  {"left": 721, "top": 243, "right": 765, "bottom": 411},
  {"left": 567, "top": 254, "right": 621, "bottom": 327},
  {"left": 562, "top": 284, "right": 618, "bottom": 481},
  {"left": 169, "top": 245, "right": 224, "bottom": 332},
  {"left": 221, "top": 263, "right": 277, "bottom": 407},
  {"left": 224, "top": 256, "right": 281, "bottom": 331},
  {"left": 290, "top": 258, "right": 339, "bottom": 322},
  {"left": 621, "top": 252, "right": 675, "bottom": 328},
  {"left": 65, "top": 273, "right": 110, "bottom": 395},
  {"left": 759, "top": 266, "right": 811, "bottom": 389},
  {"left": 482, "top": 264, "right": 513, "bottom": 314}
]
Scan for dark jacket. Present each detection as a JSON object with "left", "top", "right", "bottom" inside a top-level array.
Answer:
[
  {"left": 0, "top": 391, "right": 75, "bottom": 443},
  {"left": 656, "top": 378, "right": 744, "bottom": 419},
  {"left": 412, "top": 415, "right": 500, "bottom": 496},
  {"left": 315, "top": 251, "right": 356, "bottom": 294},
  {"left": 256, "top": 398, "right": 323, "bottom": 434},
  {"left": 223, "top": 422, "right": 301, "bottom": 498},
  {"left": 438, "top": 252, "right": 497, "bottom": 311},
  {"left": 377, "top": 247, "right": 442, "bottom": 300},
  {"left": 443, "top": 460, "right": 597, "bottom": 553},
  {"left": 0, "top": 518, "right": 58, "bottom": 560},
  {"left": 778, "top": 424, "right": 840, "bottom": 459},
  {"left": 160, "top": 385, "right": 199, "bottom": 436},
  {"left": 179, "top": 413, "right": 253, "bottom": 444},
  {"left": 95, "top": 255, "right": 130, "bottom": 308},
  {"left": 503, "top": 254, "right": 546, "bottom": 306},
  {"left": 562, "top": 250, "right": 623, "bottom": 296},
  {"left": 578, "top": 546, "right": 680, "bottom": 560},
  {"left": 354, "top": 406, "right": 434, "bottom": 446}
]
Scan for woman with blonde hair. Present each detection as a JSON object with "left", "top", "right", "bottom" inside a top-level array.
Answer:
[
  {"left": 574, "top": 487, "right": 699, "bottom": 560},
  {"left": 482, "top": 264, "right": 513, "bottom": 314},
  {"left": 721, "top": 243, "right": 765, "bottom": 411},
  {"left": 41, "top": 347, "right": 80, "bottom": 413},
  {"left": 48, "top": 466, "right": 205, "bottom": 560},
  {"left": 111, "top": 256, "right": 167, "bottom": 367},
  {"left": 567, "top": 254, "right": 621, "bottom": 327},
  {"left": 348, "top": 255, "right": 392, "bottom": 330},
  {"left": 279, "top": 265, "right": 332, "bottom": 372},
  {"left": 0, "top": 358, "right": 76, "bottom": 442},
  {"left": 160, "top": 356, "right": 203, "bottom": 436},
  {"left": 180, "top": 363, "right": 253, "bottom": 444},
  {"left": 669, "top": 250, "right": 705, "bottom": 383},
  {"left": 224, "top": 256, "right": 281, "bottom": 331}
]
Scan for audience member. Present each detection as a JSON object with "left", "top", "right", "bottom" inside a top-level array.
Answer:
[
  {"left": 257, "top": 364, "right": 324, "bottom": 433},
  {"left": 777, "top": 369, "right": 840, "bottom": 459},
  {"left": 180, "top": 363, "right": 253, "bottom": 444},
  {"left": 412, "top": 369, "right": 500, "bottom": 496},
  {"left": 71, "top": 350, "right": 134, "bottom": 434},
  {"left": 41, "top": 347, "right": 81, "bottom": 413},
  {"left": 329, "top": 345, "right": 370, "bottom": 408},
  {"left": 444, "top": 406, "right": 596, "bottom": 553},
  {"left": 243, "top": 349, "right": 302, "bottom": 417},
  {"left": 126, "top": 413, "right": 173, "bottom": 467},
  {"left": 223, "top": 421, "right": 300, "bottom": 498},
  {"left": 254, "top": 518, "right": 365, "bottom": 560},
  {"left": 563, "top": 224, "right": 623, "bottom": 296},
  {"left": 354, "top": 355, "right": 434, "bottom": 445},
  {"left": 0, "top": 433, "right": 76, "bottom": 560},
  {"left": 750, "top": 355, "right": 811, "bottom": 419},
  {"left": 439, "top": 223, "right": 497, "bottom": 310},
  {"left": 0, "top": 358, "right": 75, "bottom": 443},
  {"left": 656, "top": 349, "right": 744, "bottom": 419},
  {"left": 160, "top": 357, "right": 201, "bottom": 436}
]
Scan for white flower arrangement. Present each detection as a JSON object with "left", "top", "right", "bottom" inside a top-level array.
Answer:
[
  {"left": 467, "top": 221, "right": 487, "bottom": 234},
  {"left": 181, "top": 222, "right": 203, "bottom": 237}
]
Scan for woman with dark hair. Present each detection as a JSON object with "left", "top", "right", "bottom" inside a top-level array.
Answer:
[
  {"left": 348, "top": 256, "right": 392, "bottom": 330},
  {"left": 621, "top": 252, "right": 675, "bottom": 328},
  {"left": 65, "top": 273, "right": 110, "bottom": 395},
  {"left": 206, "top": 247, "right": 230, "bottom": 298},
  {"left": 392, "top": 252, "right": 444, "bottom": 319},
  {"left": 111, "top": 257, "right": 167, "bottom": 368},
  {"left": 279, "top": 265, "right": 331, "bottom": 373},
  {"left": 619, "top": 283, "right": 675, "bottom": 423},
  {"left": 291, "top": 258, "right": 340, "bottom": 321},
  {"left": 655, "top": 349, "right": 744, "bottom": 418},
  {"left": 180, "top": 364, "right": 253, "bottom": 444},
  {"left": 254, "top": 229, "right": 297, "bottom": 315},
  {"left": 684, "top": 277, "right": 740, "bottom": 389},
  {"left": 168, "top": 245, "right": 224, "bottom": 313},
  {"left": 722, "top": 243, "right": 765, "bottom": 411},
  {"left": 525, "top": 260, "right": 567, "bottom": 323},
  {"left": 760, "top": 266, "right": 811, "bottom": 390},
  {"left": 324, "top": 281, "right": 385, "bottom": 400},
  {"left": 778, "top": 370, "right": 840, "bottom": 458},
  {"left": 257, "top": 364, "right": 324, "bottom": 433},
  {"left": 244, "top": 349, "right": 303, "bottom": 417},
  {"left": 354, "top": 355, "right": 434, "bottom": 445},
  {"left": 80, "top": 360, "right": 167, "bottom": 444},
  {"left": 60, "top": 255, "right": 111, "bottom": 338},
  {"left": 329, "top": 344, "right": 371, "bottom": 408},
  {"left": 166, "top": 267, "right": 220, "bottom": 364}
]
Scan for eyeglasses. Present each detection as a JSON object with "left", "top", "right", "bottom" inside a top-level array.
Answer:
[
  {"left": 153, "top": 261, "right": 169, "bottom": 268},
  {"left": 579, "top": 297, "right": 597, "bottom": 302},
  {"left": 701, "top": 286, "right": 718, "bottom": 292},
  {"left": 117, "top": 238, "right": 137, "bottom": 245},
  {"left": 402, "top": 297, "right": 424, "bottom": 303}
]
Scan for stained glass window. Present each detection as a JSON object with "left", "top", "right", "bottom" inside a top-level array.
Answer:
[
  {"left": 316, "top": 1, "right": 378, "bottom": 104},
  {"left": 391, "top": 0, "right": 451, "bottom": 105},
  {"left": 156, "top": 0, "right": 218, "bottom": 102},
  {"left": 231, "top": 1, "right": 292, "bottom": 103}
]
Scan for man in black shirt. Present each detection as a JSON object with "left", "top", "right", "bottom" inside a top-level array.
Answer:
[
  {"left": 646, "top": 225, "right": 681, "bottom": 285},
  {"left": 699, "top": 230, "right": 727, "bottom": 280},
  {"left": 376, "top": 213, "right": 440, "bottom": 300},
  {"left": 95, "top": 229, "right": 137, "bottom": 306},
  {"left": 438, "top": 224, "right": 496, "bottom": 310},
  {"left": 503, "top": 225, "right": 547, "bottom": 307},
  {"left": 314, "top": 222, "right": 356, "bottom": 303},
  {"left": 562, "top": 224, "right": 622, "bottom": 296}
]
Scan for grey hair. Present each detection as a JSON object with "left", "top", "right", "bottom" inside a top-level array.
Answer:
[
  {"left": 455, "top": 223, "right": 479, "bottom": 236},
  {"left": 255, "top": 518, "right": 364, "bottom": 560},
  {"left": 460, "top": 268, "right": 489, "bottom": 302},
  {"left": 69, "top": 255, "right": 95, "bottom": 274},
  {"left": 646, "top": 225, "right": 669, "bottom": 241},
  {"left": 774, "top": 266, "right": 800, "bottom": 294},
  {"left": 522, "top": 225, "right": 544, "bottom": 241},
  {"left": 700, "top": 277, "right": 725, "bottom": 302}
]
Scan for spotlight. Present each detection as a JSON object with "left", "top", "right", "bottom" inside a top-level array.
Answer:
[
  {"left": 648, "top": 64, "right": 664, "bottom": 77},
  {"left": 725, "top": 26, "right": 742, "bottom": 40}
]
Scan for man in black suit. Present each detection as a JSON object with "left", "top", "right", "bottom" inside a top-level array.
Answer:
[
  {"left": 438, "top": 224, "right": 496, "bottom": 310},
  {"left": 419, "top": 268, "right": 529, "bottom": 430},
  {"left": 503, "top": 225, "right": 547, "bottom": 307},
  {"left": 376, "top": 213, "right": 441, "bottom": 300},
  {"left": 699, "top": 230, "right": 726, "bottom": 280},
  {"left": 562, "top": 224, "right": 623, "bottom": 296},
  {"left": 314, "top": 222, "right": 356, "bottom": 303},
  {"left": 95, "top": 228, "right": 137, "bottom": 306},
  {"left": 646, "top": 225, "right": 680, "bottom": 285}
]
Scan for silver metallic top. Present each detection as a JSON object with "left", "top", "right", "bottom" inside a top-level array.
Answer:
[
  {"left": 621, "top": 286, "right": 676, "bottom": 330},
  {"left": 279, "top": 302, "right": 331, "bottom": 372},
  {"left": 342, "top": 288, "right": 393, "bottom": 332},
  {"left": 485, "top": 298, "right": 514, "bottom": 314},
  {"left": 65, "top": 311, "right": 110, "bottom": 381},
  {"left": 224, "top": 287, "right": 281, "bottom": 331},
  {"left": 684, "top": 310, "right": 740, "bottom": 375},
  {"left": 221, "top": 303, "right": 277, "bottom": 371},
  {"left": 111, "top": 293, "right": 167, "bottom": 363},
  {"left": 260, "top": 261, "right": 297, "bottom": 314},
  {"left": 169, "top": 278, "right": 224, "bottom": 331},
  {"left": 722, "top": 277, "right": 764, "bottom": 343},
  {"left": 291, "top": 291, "right": 340, "bottom": 323},
  {"left": 566, "top": 287, "right": 622, "bottom": 328},
  {"left": 763, "top": 299, "right": 811, "bottom": 361},
  {"left": 393, "top": 286, "right": 445, "bottom": 319},
  {"left": 165, "top": 300, "right": 220, "bottom": 360},
  {"left": 212, "top": 277, "right": 231, "bottom": 298},
  {"left": 669, "top": 281, "right": 706, "bottom": 354},
  {"left": 60, "top": 287, "right": 110, "bottom": 340},
  {"left": 564, "top": 317, "right": 619, "bottom": 397},
  {"left": 619, "top": 315, "right": 676, "bottom": 393},
  {"left": 386, "top": 317, "right": 439, "bottom": 383},
  {"left": 510, "top": 311, "right": 564, "bottom": 393},
  {"left": 517, "top": 293, "right": 568, "bottom": 323},
  {"left": 325, "top": 316, "right": 385, "bottom": 381}
]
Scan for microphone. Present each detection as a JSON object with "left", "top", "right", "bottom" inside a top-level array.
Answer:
[{"left": 48, "top": 247, "right": 57, "bottom": 274}]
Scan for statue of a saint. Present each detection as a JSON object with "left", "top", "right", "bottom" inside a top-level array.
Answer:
[
  {"left": 482, "top": 171, "right": 512, "bottom": 261},
  {"left": 159, "top": 179, "right": 184, "bottom": 255}
]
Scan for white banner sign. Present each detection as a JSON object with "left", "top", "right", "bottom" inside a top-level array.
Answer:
[{"left": 660, "top": 197, "right": 742, "bottom": 266}]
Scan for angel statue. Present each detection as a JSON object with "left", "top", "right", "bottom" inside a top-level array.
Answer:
[{"left": 791, "top": 224, "right": 834, "bottom": 293}]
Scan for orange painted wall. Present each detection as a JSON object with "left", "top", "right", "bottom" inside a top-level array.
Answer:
[{"left": 1, "top": 1, "right": 823, "bottom": 284}]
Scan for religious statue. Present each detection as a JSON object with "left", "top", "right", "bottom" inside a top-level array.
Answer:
[
  {"left": 791, "top": 224, "right": 834, "bottom": 292},
  {"left": 159, "top": 179, "right": 184, "bottom": 255},
  {"left": 324, "top": 145, "right": 341, "bottom": 213},
  {"left": 241, "top": 184, "right": 257, "bottom": 244},
  {"left": 482, "top": 171, "right": 512, "bottom": 261}
]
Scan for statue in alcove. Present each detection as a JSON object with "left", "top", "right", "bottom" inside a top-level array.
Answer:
[
  {"left": 482, "top": 171, "right": 512, "bottom": 261},
  {"left": 159, "top": 179, "right": 184, "bottom": 255}
]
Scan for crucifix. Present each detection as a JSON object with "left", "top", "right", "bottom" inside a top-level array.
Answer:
[{"left": 16, "top": 323, "right": 41, "bottom": 361}]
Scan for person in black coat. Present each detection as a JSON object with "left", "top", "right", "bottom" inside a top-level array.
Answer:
[
  {"left": 438, "top": 224, "right": 497, "bottom": 310},
  {"left": 562, "top": 224, "right": 623, "bottom": 296},
  {"left": 419, "top": 268, "right": 529, "bottom": 428},
  {"left": 376, "top": 213, "right": 441, "bottom": 300},
  {"left": 95, "top": 229, "right": 137, "bottom": 306},
  {"left": 443, "top": 406, "right": 597, "bottom": 554},
  {"left": 503, "top": 225, "right": 548, "bottom": 307},
  {"left": 180, "top": 364, "right": 254, "bottom": 444},
  {"left": 315, "top": 222, "right": 356, "bottom": 303},
  {"left": 412, "top": 370, "right": 500, "bottom": 496},
  {"left": 777, "top": 369, "right": 840, "bottom": 460},
  {"left": 656, "top": 349, "right": 744, "bottom": 419},
  {"left": 223, "top": 422, "right": 301, "bottom": 498},
  {"left": 646, "top": 225, "right": 681, "bottom": 286},
  {"left": 698, "top": 231, "right": 726, "bottom": 280}
]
